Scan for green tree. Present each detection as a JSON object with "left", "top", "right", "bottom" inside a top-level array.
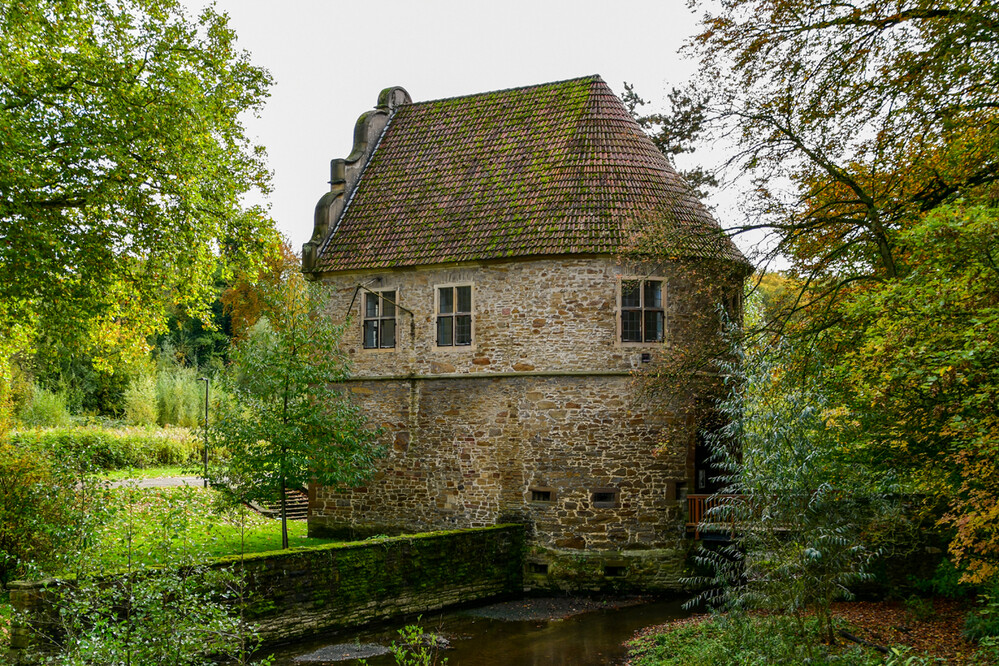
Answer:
[
  {"left": 0, "top": 0, "right": 276, "bottom": 388},
  {"left": 621, "top": 82, "right": 717, "bottom": 200},
  {"left": 207, "top": 267, "right": 382, "bottom": 549},
  {"left": 823, "top": 204, "right": 999, "bottom": 584}
]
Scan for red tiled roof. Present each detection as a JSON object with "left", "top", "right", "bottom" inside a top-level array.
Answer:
[{"left": 314, "top": 76, "right": 746, "bottom": 272}]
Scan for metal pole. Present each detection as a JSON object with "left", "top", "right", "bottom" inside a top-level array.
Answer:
[{"left": 199, "top": 377, "right": 209, "bottom": 488}]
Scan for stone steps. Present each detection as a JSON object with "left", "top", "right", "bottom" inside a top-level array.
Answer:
[{"left": 250, "top": 488, "right": 309, "bottom": 521}]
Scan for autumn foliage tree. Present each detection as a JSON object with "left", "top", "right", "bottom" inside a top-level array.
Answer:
[
  {"left": 221, "top": 241, "right": 301, "bottom": 343},
  {"left": 826, "top": 204, "right": 999, "bottom": 584},
  {"left": 686, "top": 0, "right": 999, "bottom": 282},
  {"left": 641, "top": 0, "right": 999, "bottom": 583}
]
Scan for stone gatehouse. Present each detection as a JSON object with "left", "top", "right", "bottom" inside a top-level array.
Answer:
[{"left": 302, "top": 76, "right": 750, "bottom": 590}]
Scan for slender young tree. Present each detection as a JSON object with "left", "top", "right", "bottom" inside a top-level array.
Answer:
[
  {"left": 688, "top": 334, "right": 902, "bottom": 644},
  {"left": 207, "top": 265, "right": 381, "bottom": 549}
]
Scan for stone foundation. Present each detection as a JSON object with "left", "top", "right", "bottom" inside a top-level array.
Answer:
[{"left": 310, "top": 373, "right": 693, "bottom": 591}]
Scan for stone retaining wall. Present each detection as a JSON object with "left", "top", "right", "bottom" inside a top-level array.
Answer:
[{"left": 7, "top": 525, "right": 524, "bottom": 662}]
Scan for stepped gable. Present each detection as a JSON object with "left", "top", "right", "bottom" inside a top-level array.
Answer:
[{"left": 310, "top": 75, "right": 745, "bottom": 273}]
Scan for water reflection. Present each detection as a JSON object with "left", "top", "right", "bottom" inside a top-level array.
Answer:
[{"left": 268, "top": 598, "right": 689, "bottom": 666}]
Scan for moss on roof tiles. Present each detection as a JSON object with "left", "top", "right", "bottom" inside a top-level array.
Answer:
[{"left": 315, "top": 75, "right": 746, "bottom": 272}]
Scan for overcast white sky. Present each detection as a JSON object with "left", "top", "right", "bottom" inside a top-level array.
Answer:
[{"left": 182, "top": 1, "right": 735, "bottom": 252}]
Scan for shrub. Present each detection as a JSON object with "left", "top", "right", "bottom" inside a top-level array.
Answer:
[
  {"left": 5, "top": 427, "right": 199, "bottom": 471},
  {"left": 0, "top": 366, "right": 26, "bottom": 436},
  {"left": 628, "top": 613, "right": 877, "bottom": 666},
  {"left": 149, "top": 432, "right": 199, "bottom": 465},
  {"left": 124, "top": 374, "right": 159, "bottom": 425},
  {"left": 965, "top": 585, "right": 999, "bottom": 644},
  {"left": 0, "top": 378, "right": 13, "bottom": 437},
  {"left": 389, "top": 620, "right": 449, "bottom": 666},
  {"left": 0, "top": 439, "right": 77, "bottom": 584},
  {"left": 50, "top": 565, "right": 268, "bottom": 666},
  {"left": 915, "top": 558, "right": 972, "bottom": 599},
  {"left": 42, "top": 489, "right": 270, "bottom": 666},
  {"left": 903, "top": 595, "right": 937, "bottom": 623},
  {"left": 17, "top": 384, "right": 73, "bottom": 428},
  {"left": 884, "top": 646, "right": 942, "bottom": 666}
]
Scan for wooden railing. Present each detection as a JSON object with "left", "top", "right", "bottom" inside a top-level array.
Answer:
[{"left": 686, "top": 494, "right": 743, "bottom": 540}]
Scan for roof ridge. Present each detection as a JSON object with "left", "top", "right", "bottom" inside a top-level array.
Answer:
[{"left": 405, "top": 74, "right": 603, "bottom": 107}]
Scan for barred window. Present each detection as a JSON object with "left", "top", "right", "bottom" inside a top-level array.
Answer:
[
  {"left": 436, "top": 285, "right": 472, "bottom": 347},
  {"left": 529, "top": 487, "right": 555, "bottom": 503},
  {"left": 362, "top": 290, "right": 397, "bottom": 349},
  {"left": 620, "top": 279, "right": 664, "bottom": 343},
  {"left": 591, "top": 488, "right": 620, "bottom": 508}
]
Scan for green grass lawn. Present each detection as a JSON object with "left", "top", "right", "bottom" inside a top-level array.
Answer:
[{"left": 75, "top": 486, "right": 340, "bottom": 571}]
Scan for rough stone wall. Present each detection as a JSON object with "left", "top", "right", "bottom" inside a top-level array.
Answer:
[
  {"left": 7, "top": 526, "right": 524, "bottom": 662},
  {"left": 322, "top": 256, "right": 725, "bottom": 376},
  {"left": 314, "top": 375, "right": 683, "bottom": 541},
  {"left": 311, "top": 255, "right": 740, "bottom": 590}
]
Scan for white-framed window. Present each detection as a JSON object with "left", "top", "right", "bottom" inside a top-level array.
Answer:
[
  {"left": 435, "top": 284, "right": 473, "bottom": 347},
  {"left": 620, "top": 278, "right": 664, "bottom": 343},
  {"left": 362, "top": 290, "right": 397, "bottom": 349}
]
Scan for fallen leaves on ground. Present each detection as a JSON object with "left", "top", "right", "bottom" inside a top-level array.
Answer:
[
  {"left": 832, "top": 599, "right": 981, "bottom": 664},
  {"left": 627, "top": 599, "right": 986, "bottom": 664}
]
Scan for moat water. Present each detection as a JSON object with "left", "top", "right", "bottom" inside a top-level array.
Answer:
[{"left": 265, "top": 596, "right": 690, "bottom": 666}]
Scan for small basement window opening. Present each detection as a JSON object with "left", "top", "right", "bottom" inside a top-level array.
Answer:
[
  {"left": 604, "top": 565, "right": 627, "bottom": 577},
  {"left": 530, "top": 488, "right": 554, "bottom": 503},
  {"left": 591, "top": 489, "right": 619, "bottom": 508},
  {"left": 528, "top": 562, "right": 549, "bottom": 575}
]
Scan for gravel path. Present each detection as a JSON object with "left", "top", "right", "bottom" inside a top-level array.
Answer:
[{"left": 108, "top": 475, "right": 206, "bottom": 488}]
